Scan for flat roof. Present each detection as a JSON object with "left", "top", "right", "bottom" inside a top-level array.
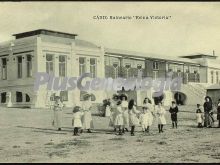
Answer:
[
  {"left": 13, "top": 29, "right": 78, "bottom": 39},
  {"left": 206, "top": 84, "right": 220, "bottom": 90},
  {"left": 180, "top": 54, "right": 217, "bottom": 59},
  {"left": 105, "top": 48, "right": 200, "bottom": 65}
]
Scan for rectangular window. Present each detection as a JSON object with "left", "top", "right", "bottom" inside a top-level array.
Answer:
[
  {"left": 17, "top": 56, "right": 22, "bottom": 78},
  {"left": 59, "top": 55, "right": 66, "bottom": 77},
  {"left": 153, "top": 71, "right": 158, "bottom": 80},
  {"left": 16, "top": 92, "right": 23, "bottom": 102},
  {"left": 1, "top": 58, "right": 7, "bottom": 80},
  {"left": 1, "top": 92, "right": 6, "bottom": 103},
  {"left": 79, "top": 57, "right": 86, "bottom": 76},
  {"left": 26, "top": 55, "right": 32, "bottom": 77},
  {"left": 60, "top": 91, "right": 68, "bottom": 101},
  {"left": 211, "top": 71, "right": 214, "bottom": 84},
  {"left": 90, "top": 58, "right": 97, "bottom": 78},
  {"left": 153, "top": 61, "right": 159, "bottom": 70},
  {"left": 46, "top": 54, "right": 54, "bottom": 74},
  {"left": 216, "top": 71, "right": 219, "bottom": 83},
  {"left": 137, "top": 64, "right": 142, "bottom": 78}
]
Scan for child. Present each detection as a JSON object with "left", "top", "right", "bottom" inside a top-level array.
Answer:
[
  {"left": 139, "top": 107, "right": 150, "bottom": 133},
  {"left": 155, "top": 102, "right": 166, "bottom": 133},
  {"left": 128, "top": 99, "right": 140, "bottom": 136},
  {"left": 169, "top": 101, "right": 179, "bottom": 129},
  {"left": 72, "top": 106, "right": 84, "bottom": 136},
  {"left": 196, "top": 104, "right": 203, "bottom": 128},
  {"left": 114, "top": 100, "right": 124, "bottom": 135},
  {"left": 217, "top": 99, "right": 220, "bottom": 128},
  {"left": 105, "top": 103, "right": 111, "bottom": 117}
]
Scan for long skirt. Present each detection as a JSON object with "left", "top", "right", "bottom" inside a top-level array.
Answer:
[
  {"left": 129, "top": 114, "right": 139, "bottom": 126},
  {"left": 204, "top": 112, "right": 212, "bottom": 127},
  {"left": 109, "top": 111, "right": 117, "bottom": 127},
  {"left": 82, "top": 111, "right": 94, "bottom": 129},
  {"left": 123, "top": 110, "right": 129, "bottom": 128},
  {"left": 157, "top": 115, "right": 166, "bottom": 125},
  {"left": 114, "top": 114, "right": 124, "bottom": 126},
  {"left": 105, "top": 107, "right": 111, "bottom": 117},
  {"left": 72, "top": 118, "right": 82, "bottom": 128},
  {"left": 148, "top": 113, "right": 153, "bottom": 126},
  {"left": 53, "top": 110, "right": 63, "bottom": 128}
]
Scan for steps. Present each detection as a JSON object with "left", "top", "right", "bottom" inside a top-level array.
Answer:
[{"left": 180, "top": 84, "right": 206, "bottom": 105}]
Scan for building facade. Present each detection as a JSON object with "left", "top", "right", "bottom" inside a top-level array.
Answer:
[{"left": 0, "top": 29, "right": 220, "bottom": 108}]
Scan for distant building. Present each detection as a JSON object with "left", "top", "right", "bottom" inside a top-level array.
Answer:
[
  {"left": 206, "top": 84, "right": 220, "bottom": 105},
  {"left": 0, "top": 29, "right": 220, "bottom": 108}
]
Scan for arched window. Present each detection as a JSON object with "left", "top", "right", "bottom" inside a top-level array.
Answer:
[
  {"left": 79, "top": 57, "right": 86, "bottom": 76},
  {"left": 26, "top": 94, "right": 30, "bottom": 102},
  {"left": 113, "top": 63, "right": 119, "bottom": 79},
  {"left": 125, "top": 63, "right": 131, "bottom": 78}
]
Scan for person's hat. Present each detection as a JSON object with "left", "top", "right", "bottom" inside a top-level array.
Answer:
[
  {"left": 73, "top": 106, "right": 81, "bottom": 113},
  {"left": 119, "top": 93, "right": 128, "bottom": 101},
  {"left": 83, "top": 93, "right": 92, "bottom": 100},
  {"left": 116, "top": 100, "right": 122, "bottom": 105},
  {"left": 112, "top": 94, "right": 119, "bottom": 100}
]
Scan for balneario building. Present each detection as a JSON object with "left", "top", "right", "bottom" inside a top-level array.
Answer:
[{"left": 0, "top": 29, "right": 220, "bottom": 108}]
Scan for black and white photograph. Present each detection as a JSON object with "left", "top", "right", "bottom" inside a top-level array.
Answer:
[{"left": 0, "top": 1, "right": 220, "bottom": 163}]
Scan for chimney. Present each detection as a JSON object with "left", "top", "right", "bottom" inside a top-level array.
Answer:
[{"left": 213, "top": 50, "right": 215, "bottom": 56}]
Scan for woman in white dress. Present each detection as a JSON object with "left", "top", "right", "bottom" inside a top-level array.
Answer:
[
  {"left": 114, "top": 100, "right": 124, "bottom": 135},
  {"left": 128, "top": 99, "right": 140, "bottom": 136},
  {"left": 52, "top": 96, "right": 64, "bottom": 131},
  {"left": 109, "top": 95, "right": 119, "bottom": 132},
  {"left": 121, "top": 95, "right": 129, "bottom": 133},
  {"left": 155, "top": 102, "right": 166, "bottom": 133},
  {"left": 81, "top": 94, "right": 94, "bottom": 133}
]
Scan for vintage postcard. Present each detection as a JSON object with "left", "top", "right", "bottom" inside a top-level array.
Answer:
[{"left": 0, "top": 1, "right": 220, "bottom": 163}]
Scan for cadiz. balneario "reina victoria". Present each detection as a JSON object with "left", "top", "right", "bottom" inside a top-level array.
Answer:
[{"left": 133, "top": 15, "right": 172, "bottom": 20}]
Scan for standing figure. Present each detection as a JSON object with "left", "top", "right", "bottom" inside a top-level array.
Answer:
[
  {"left": 169, "top": 101, "right": 179, "bottom": 129},
  {"left": 52, "top": 96, "right": 64, "bottom": 131},
  {"left": 217, "top": 99, "right": 220, "bottom": 128},
  {"left": 196, "top": 104, "right": 203, "bottom": 128},
  {"left": 203, "top": 96, "right": 213, "bottom": 128},
  {"left": 155, "top": 102, "right": 166, "bottom": 133},
  {"left": 114, "top": 100, "right": 124, "bottom": 135},
  {"left": 128, "top": 99, "right": 140, "bottom": 136},
  {"left": 121, "top": 95, "right": 129, "bottom": 133},
  {"left": 143, "top": 98, "right": 154, "bottom": 128},
  {"left": 81, "top": 94, "right": 94, "bottom": 133},
  {"left": 105, "top": 103, "right": 111, "bottom": 117},
  {"left": 109, "top": 95, "right": 119, "bottom": 132},
  {"left": 72, "top": 106, "right": 84, "bottom": 136},
  {"left": 139, "top": 107, "right": 152, "bottom": 133}
]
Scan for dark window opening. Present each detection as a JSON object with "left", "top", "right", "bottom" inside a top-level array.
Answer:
[{"left": 16, "top": 92, "right": 23, "bottom": 102}]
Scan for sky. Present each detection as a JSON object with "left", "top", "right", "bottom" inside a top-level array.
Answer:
[{"left": 0, "top": 2, "right": 220, "bottom": 57}]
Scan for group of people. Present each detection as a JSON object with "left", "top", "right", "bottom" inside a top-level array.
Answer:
[
  {"left": 51, "top": 93, "right": 220, "bottom": 137},
  {"left": 103, "top": 94, "right": 179, "bottom": 136},
  {"left": 52, "top": 94, "right": 94, "bottom": 136},
  {"left": 196, "top": 97, "right": 220, "bottom": 128}
]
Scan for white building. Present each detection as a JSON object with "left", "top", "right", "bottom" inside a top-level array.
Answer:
[{"left": 0, "top": 29, "right": 220, "bottom": 108}]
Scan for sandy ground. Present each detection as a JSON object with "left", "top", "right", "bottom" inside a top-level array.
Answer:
[{"left": 0, "top": 105, "right": 219, "bottom": 163}]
